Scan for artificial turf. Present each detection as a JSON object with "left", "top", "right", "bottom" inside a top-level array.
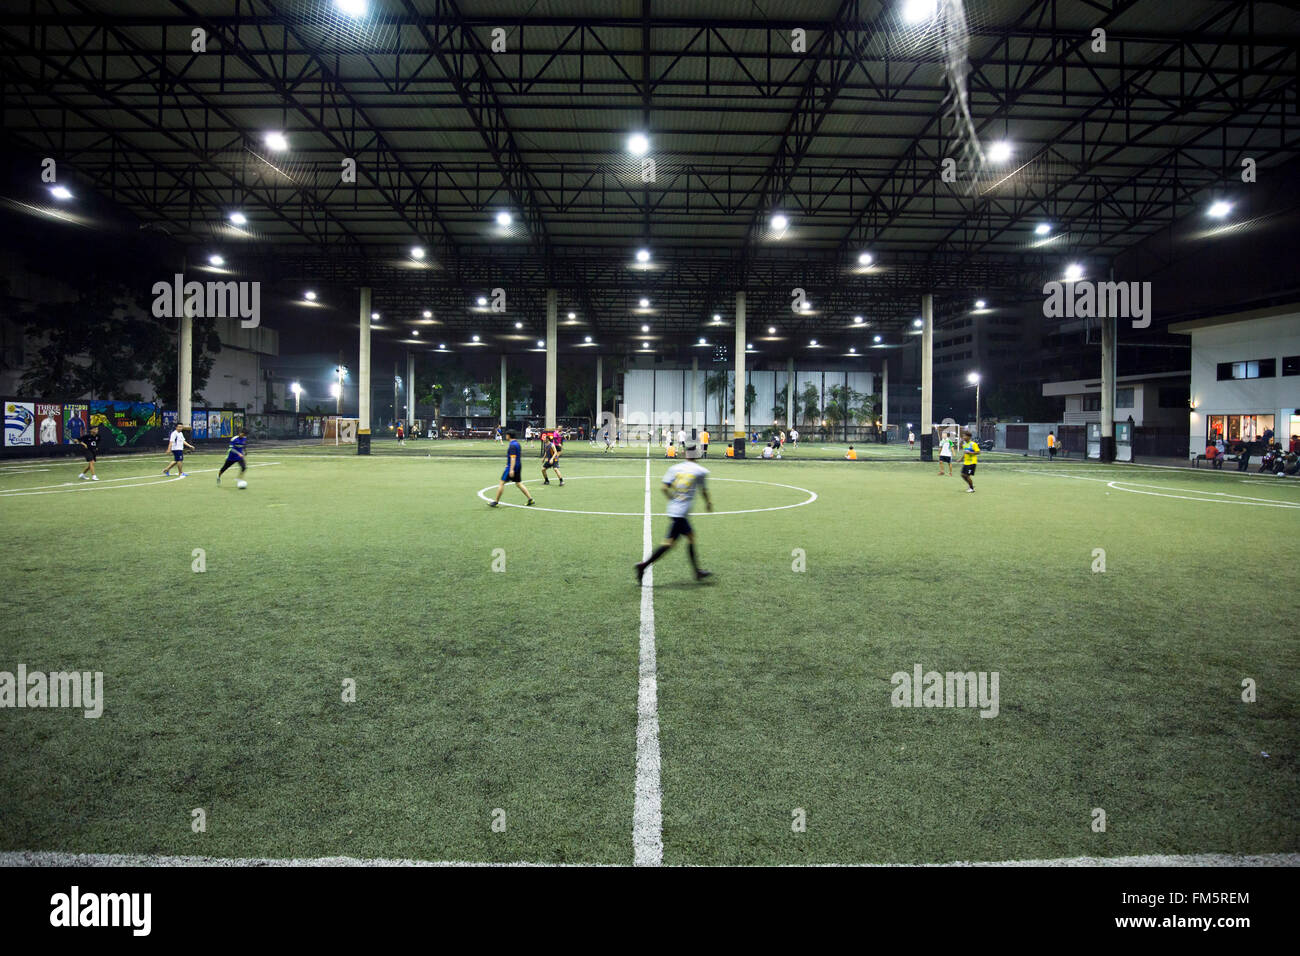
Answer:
[{"left": 0, "top": 438, "right": 1296, "bottom": 865}]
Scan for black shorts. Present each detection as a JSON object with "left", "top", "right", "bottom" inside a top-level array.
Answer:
[
  {"left": 961, "top": 463, "right": 977, "bottom": 476},
  {"left": 666, "top": 516, "right": 693, "bottom": 540},
  {"left": 83, "top": 452, "right": 96, "bottom": 463},
  {"left": 502, "top": 468, "right": 521, "bottom": 483},
  {"left": 543, "top": 459, "right": 558, "bottom": 469},
  {"left": 940, "top": 454, "right": 952, "bottom": 463}
]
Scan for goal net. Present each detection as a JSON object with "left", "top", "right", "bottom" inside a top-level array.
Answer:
[
  {"left": 933, "top": 420, "right": 963, "bottom": 452},
  {"left": 322, "top": 417, "right": 359, "bottom": 445}
]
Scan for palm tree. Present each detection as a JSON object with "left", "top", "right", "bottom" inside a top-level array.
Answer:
[
  {"left": 704, "top": 369, "right": 730, "bottom": 432},
  {"left": 799, "top": 382, "right": 820, "bottom": 427}
]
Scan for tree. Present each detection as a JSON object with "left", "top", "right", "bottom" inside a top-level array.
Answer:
[
  {"left": 854, "top": 392, "right": 880, "bottom": 438},
  {"left": 823, "top": 384, "right": 852, "bottom": 440},
  {"left": 703, "top": 369, "right": 730, "bottom": 431},
  {"left": 799, "top": 382, "right": 820, "bottom": 426},
  {"left": 744, "top": 382, "right": 757, "bottom": 421},
  {"left": 772, "top": 384, "right": 788, "bottom": 423},
  {"left": 17, "top": 280, "right": 221, "bottom": 406}
]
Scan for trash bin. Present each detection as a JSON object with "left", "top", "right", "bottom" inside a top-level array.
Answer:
[{"left": 357, "top": 430, "right": 371, "bottom": 455}]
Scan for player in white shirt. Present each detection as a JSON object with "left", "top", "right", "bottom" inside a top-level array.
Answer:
[
  {"left": 677, "top": 427, "right": 687, "bottom": 447},
  {"left": 635, "top": 440, "right": 713, "bottom": 583},
  {"left": 789, "top": 427, "right": 799, "bottom": 448},
  {"left": 161, "top": 424, "right": 195, "bottom": 477},
  {"left": 938, "top": 433, "right": 955, "bottom": 475}
]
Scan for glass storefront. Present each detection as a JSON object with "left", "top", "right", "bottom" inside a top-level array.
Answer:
[{"left": 1206, "top": 414, "right": 1274, "bottom": 444}]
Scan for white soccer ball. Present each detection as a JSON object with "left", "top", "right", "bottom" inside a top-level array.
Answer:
[{"left": 236, "top": 479, "right": 248, "bottom": 489}]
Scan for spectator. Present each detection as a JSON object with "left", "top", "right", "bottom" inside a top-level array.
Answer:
[
  {"left": 845, "top": 446, "right": 857, "bottom": 460},
  {"left": 1204, "top": 440, "right": 1221, "bottom": 469},
  {"left": 1262, "top": 425, "right": 1274, "bottom": 445},
  {"left": 1235, "top": 442, "right": 1251, "bottom": 472},
  {"left": 1215, "top": 437, "right": 1226, "bottom": 459}
]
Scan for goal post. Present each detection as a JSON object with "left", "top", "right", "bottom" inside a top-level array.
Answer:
[
  {"left": 322, "top": 417, "right": 360, "bottom": 445},
  {"left": 933, "top": 419, "right": 962, "bottom": 452}
]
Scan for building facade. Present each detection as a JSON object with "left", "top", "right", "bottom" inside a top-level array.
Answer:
[{"left": 1171, "top": 305, "right": 1300, "bottom": 458}]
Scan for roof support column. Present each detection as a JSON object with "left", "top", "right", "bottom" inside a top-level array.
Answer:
[
  {"left": 920, "top": 293, "right": 933, "bottom": 460},
  {"left": 1100, "top": 313, "right": 1117, "bottom": 462},
  {"left": 881, "top": 358, "right": 889, "bottom": 434},
  {"left": 178, "top": 303, "right": 193, "bottom": 430},
  {"left": 734, "top": 291, "right": 746, "bottom": 455},
  {"left": 787, "top": 356, "right": 795, "bottom": 427},
  {"left": 359, "top": 288, "right": 371, "bottom": 430},
  {"left": 545, "top": 289, "right": 558, "bottom": 430}
]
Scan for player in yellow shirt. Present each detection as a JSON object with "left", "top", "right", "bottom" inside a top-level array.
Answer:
[
  {"left": 960, "top": 430, "right": 979, "bottom": 493},
  {"left": 700, "top": 429, "right": 710, "bottom": 457}
]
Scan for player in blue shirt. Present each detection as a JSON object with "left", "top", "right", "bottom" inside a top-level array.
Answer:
[
  {"left": 488, "top": 430, "right": 534, "bottom": 507},
  {"left": 217, "top": 427, "right": 248, "bottom": 485}
]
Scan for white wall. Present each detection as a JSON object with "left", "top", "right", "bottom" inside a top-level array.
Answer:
[
  {"left": 1186, "top": 311, "right": 1300, "bottom": 457},
  {"left": 623, "top": 368, "right": 875, "bottom": 433}
]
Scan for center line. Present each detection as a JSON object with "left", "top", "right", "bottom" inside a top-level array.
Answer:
[{"left": 633, "top": 442, "right": 663, "bottom": 866}]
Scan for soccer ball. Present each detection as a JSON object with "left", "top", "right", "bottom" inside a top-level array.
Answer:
[{"left": 236, "top": 480, "right": 248, "bottom": 489}]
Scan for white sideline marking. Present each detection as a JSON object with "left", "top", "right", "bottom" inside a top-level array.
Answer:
[
  {"left": 633, "top": 445, "right": 663, "bottom": 866},
  {"left": 0, "top": 463, "right": 281, "bottom": 497},
  {"left": 1011, "top": 469, "right": 1300, "bottom": 508},
  {"left": 2, "top": 849, "right": 1293, "bottom": 868}
]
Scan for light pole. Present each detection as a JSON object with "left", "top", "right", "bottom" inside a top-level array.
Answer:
[
  {"left": 334, "top": 365, "right": 347, "bottom": 415},
  {"left": 290, "top": 382, "right": 301, "bottom": 413},
  {"left": 967, "top": 372, "right": 981, "bottom": 438}
]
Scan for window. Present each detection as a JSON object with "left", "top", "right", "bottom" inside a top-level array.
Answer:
[
  {"left": 1284, "top": 356, "right": 1300, "bottom": 376},
  {"left": 1209, "top": 414, "right": 1275, "bottom": 444},
  {"left": 1116, "top": 387, "right": 1134, "bottom": 408},
  {"left": 1083, "top": 394, "right": 1101, "bottom": 411},
  {"left": 1217, "top": 360, "right": 1275, "bottom": 380}
]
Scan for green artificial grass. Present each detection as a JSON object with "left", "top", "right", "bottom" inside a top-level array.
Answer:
[{"left": 0, "top": 441, "right": 1296, "bottom": 865}]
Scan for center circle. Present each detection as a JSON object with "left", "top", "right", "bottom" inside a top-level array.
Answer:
[{"left": 475, "top": 474, "right": 818, "bottom": 516}]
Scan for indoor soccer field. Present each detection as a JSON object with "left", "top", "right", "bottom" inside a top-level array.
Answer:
[{"left": 1, "top": 441, "right": 1296, "bottom": 866}]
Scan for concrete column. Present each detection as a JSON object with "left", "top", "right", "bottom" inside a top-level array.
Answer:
[
  {"left": 406, "top": 352, "right": 415, "bottom": 424},
  {"left": 787, "top": 356, "right": 795, "bottom": 427},
  {"left": 545, "top": 289, "right": 557, "bottom": 429},
  {"left": 500, "top": 354, "right": 508, "bottom": 426},
  {"left": 359, "top": 287, "right": 371, "bottom": 431},
  {"left": 596, "top": 354, "right": 604, "bottom": 430},
  {"left": 1100, "top": 312, "right": 1116, "bottom": 461},
  {"left": 690, "top": 355, "right": 698, "bottom": 436},
  {"left": 920, "top": 294, "right": 934, "bottom": 446},
  {"left": 881, "top": 359, "right": 889, "bottom": 431},
  {"left": 734, "top": 291, "right": 746, "bottom": 441},
  {"left": 178, "top": 307, "right": 193, "bottom": 427}
]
